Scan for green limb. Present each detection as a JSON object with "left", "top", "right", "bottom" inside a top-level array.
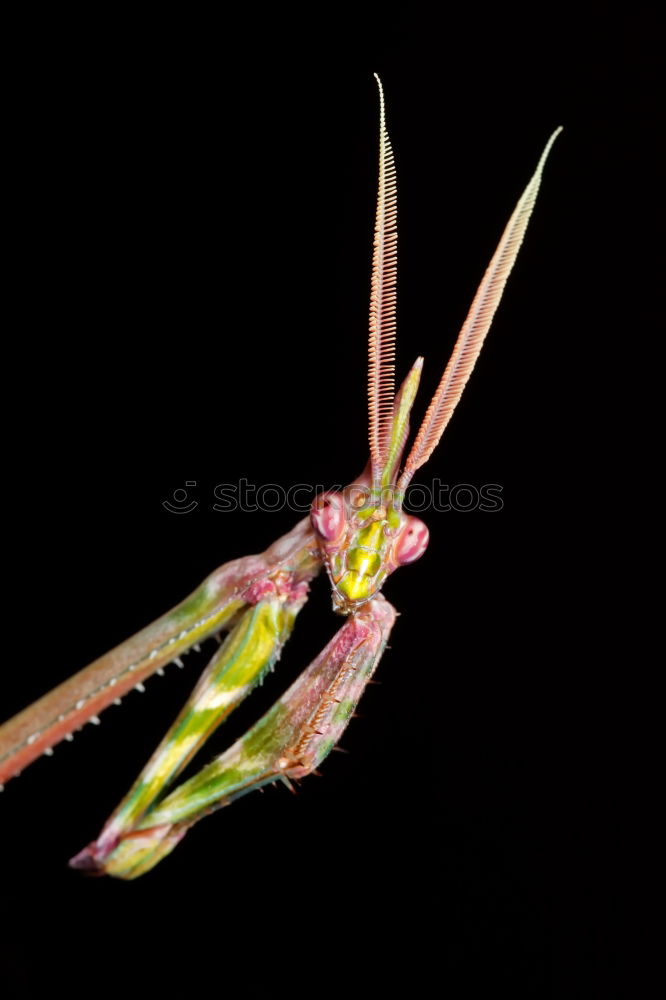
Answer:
[
  {"left": 76, "top": 596, "right": 396, "bottom": 879},
  {"left": 70, "top": 588, "right": 308, "bottom": 877},
  {"left": 0, "top": 516, "right": 319, "bottom": 786}
]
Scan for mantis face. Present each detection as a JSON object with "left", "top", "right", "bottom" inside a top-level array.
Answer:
[
  {"left": 310, "top": 74, "right": 560, "bottom": 617},
  {"left": 311, "top": 489, "right": 429, "bottom": 613}
]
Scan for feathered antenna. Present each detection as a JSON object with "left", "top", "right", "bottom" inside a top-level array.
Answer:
[
  {"left": 368, "top": 73, "right": 398, "bottom": 485},
  {"left": 399, "top": 126, "right": 563, "bottom": 489}
]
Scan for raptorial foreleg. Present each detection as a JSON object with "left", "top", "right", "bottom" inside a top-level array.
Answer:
[{"left": 71, "top": 595, "right": 397, "bottom": 879}]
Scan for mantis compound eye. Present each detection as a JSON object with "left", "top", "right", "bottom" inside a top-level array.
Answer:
[
  {"left": 392, "top": 515, "right": 429, "bottom": 566},
  {"left": 311, "top": 492, "right": 347, "bottom": 544}
]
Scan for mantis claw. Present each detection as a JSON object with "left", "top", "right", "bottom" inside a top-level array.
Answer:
[
  {"left": 70, "top": 596, "right": 396, "bottom": 879},
  {"left": 0, "top": 517, "right": 319, "bottom": 786}
]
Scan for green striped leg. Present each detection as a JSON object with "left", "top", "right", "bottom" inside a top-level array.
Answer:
[
  {"left": 71, "top": 580, "right": 310, "bottom": 876},
  {"left": 73, "top": 596, "right": 396, "bottom": 879}
]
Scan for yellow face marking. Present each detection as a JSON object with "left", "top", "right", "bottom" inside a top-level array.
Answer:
[
  {"left": 337, "top": 571, "right": 371, "bottom": 603},
  {"left": 347, "top": 548, "right": 381, "bottom": 576}
]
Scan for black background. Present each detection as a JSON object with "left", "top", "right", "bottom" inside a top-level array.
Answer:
[{"left": 2, "top": 8, "right": 655, "bottom": 997}]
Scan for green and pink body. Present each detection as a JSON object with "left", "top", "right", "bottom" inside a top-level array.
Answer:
[{"left": 0, "top": 76, "right": 561, "bottom": 878}]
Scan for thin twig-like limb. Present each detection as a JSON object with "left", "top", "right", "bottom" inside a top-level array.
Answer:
[
  {"left": 71, "top": 596, "right": 396, "bottom": 879},
  {"left": 0, "top": 517, "right": 320, "bottom": 786}
]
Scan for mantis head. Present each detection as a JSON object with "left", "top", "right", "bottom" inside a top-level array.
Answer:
[
  {"left": 311, "top": 356, "right": 430, "bottom": 613},
  {"left": 311, "top": 74, "right": 561, "bottom": 614}
]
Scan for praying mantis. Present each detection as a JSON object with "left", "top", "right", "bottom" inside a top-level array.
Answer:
[{"left": 0, "top": 76, "right": 561, "bottom": 879}]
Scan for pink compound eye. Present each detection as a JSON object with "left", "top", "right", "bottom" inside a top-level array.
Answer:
[
  {"left": 311, "top": 492, "right": 346, "bottom": 543},
  {"left": 393, "top": 515, "right": 429, "bottom": 565}
]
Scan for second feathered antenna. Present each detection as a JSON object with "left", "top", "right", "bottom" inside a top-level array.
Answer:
[{"left": 367, "top": 73, "right": 562, "bottom": 497}]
